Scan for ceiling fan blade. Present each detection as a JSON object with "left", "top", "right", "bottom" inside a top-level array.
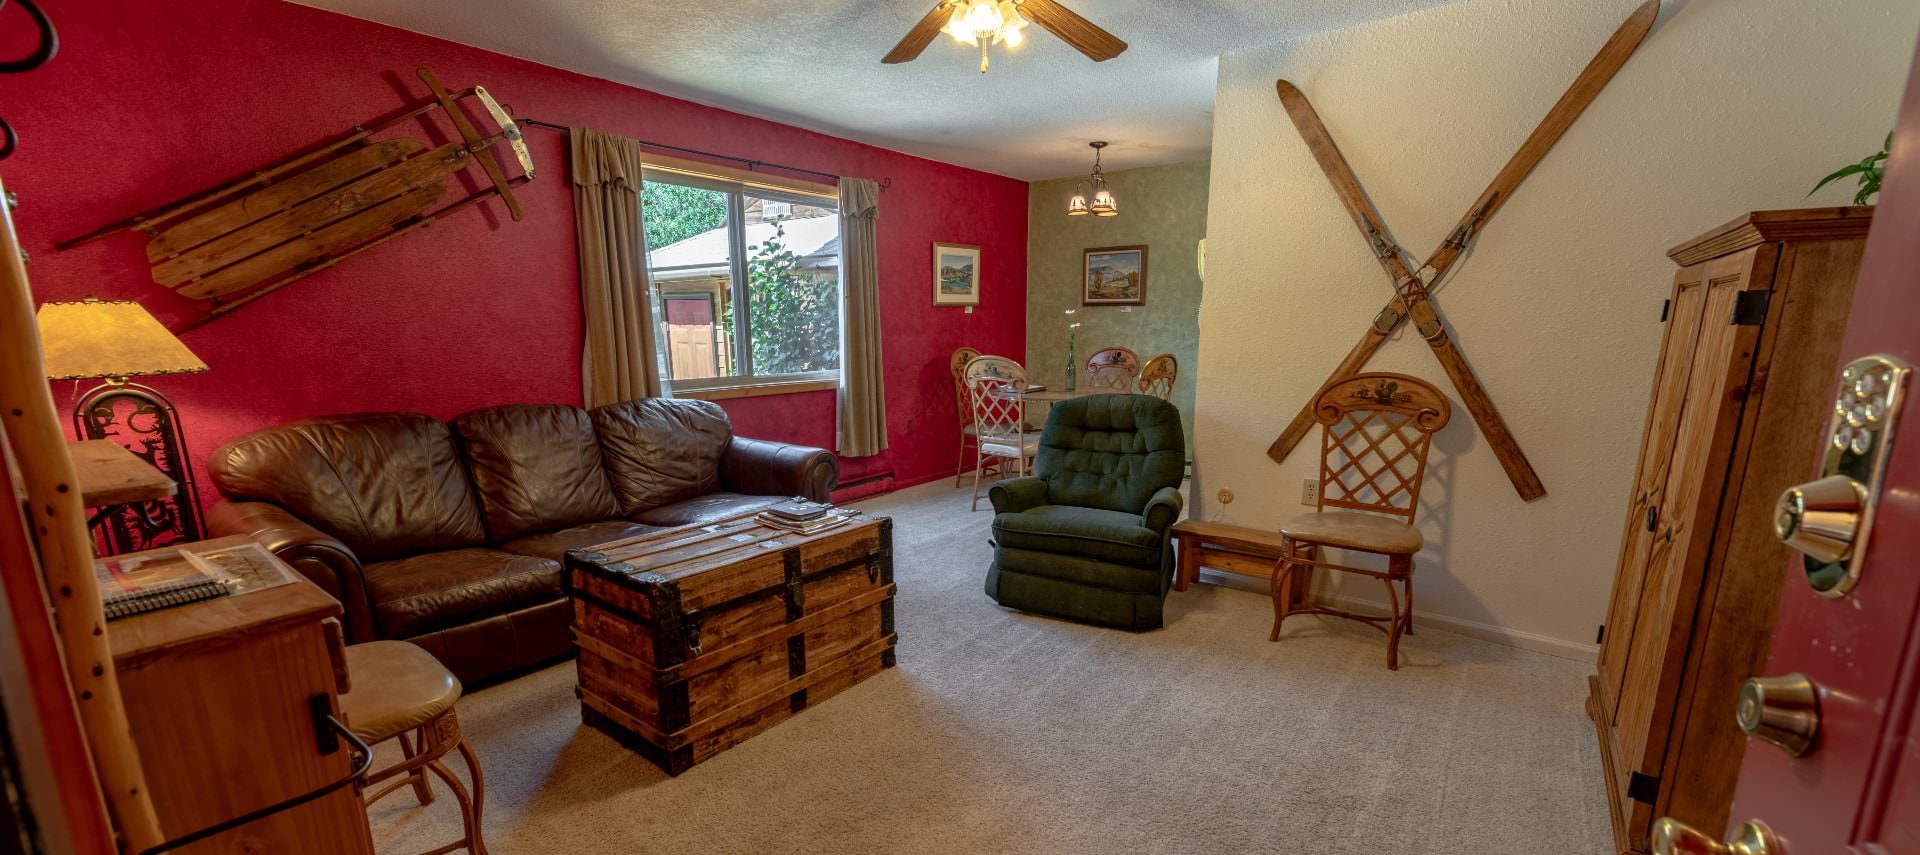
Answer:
[
  {"left": 1016, "top": 0, "right": 1127, "bottom": 62},
  {"left": 883, "top": 2, "right": 959, "bottom": 64}
]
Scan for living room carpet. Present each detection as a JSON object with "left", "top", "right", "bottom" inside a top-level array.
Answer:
[{"left": 368, "top": 481, "right": 1610, "bottom": 854}]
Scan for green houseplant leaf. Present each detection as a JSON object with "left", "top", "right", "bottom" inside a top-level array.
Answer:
[{"left": 1811, "top": 132, "right": 1891, "bottom": 204}]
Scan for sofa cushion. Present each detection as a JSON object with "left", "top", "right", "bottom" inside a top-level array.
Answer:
[
  {"left": 500, "top": 519, "right": 663, "bottom": 562},
  {"left": 210, "top": 413, "right": 489, "bottom": 562},
  {"left": 364, "top": 548, "right": 561, "bottom": 638},
  {"left": 992, "top": 505, "right": 1163, "bottom": 568},
  {"left": 632, "top": 493, "right": 782, "bottom": 528},
  {"left": 591, "top": 398, "right": 734, "bottom": 514},
  {"left": 450, "top": 404, "right": 622, "bottom": 542}
]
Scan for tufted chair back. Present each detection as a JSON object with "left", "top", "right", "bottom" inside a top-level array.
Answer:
[{"left": 1034, "top": 394, "right": 1185, "bottom": 514}]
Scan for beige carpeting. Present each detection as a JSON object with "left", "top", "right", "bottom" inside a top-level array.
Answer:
[{"left": 369, "top": 481, "right": 1610, "bottom": 854}]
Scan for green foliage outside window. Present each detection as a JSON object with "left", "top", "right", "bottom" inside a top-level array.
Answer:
[
  {"left": 746, "top": 219, "right": 840, "bottom": 375},
  {"left": 640, "top": 182, "right": 727, "bottom": 252}
]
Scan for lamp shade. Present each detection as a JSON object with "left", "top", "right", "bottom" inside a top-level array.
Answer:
[{"left": 36, "top": 298, "right": 207, "bottom": 381}]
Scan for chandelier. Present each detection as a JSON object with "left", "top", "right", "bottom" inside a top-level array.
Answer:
[
  {"left": 1067, "top": 141, "right": 1118, "bottom": 218},
  {"left": 941, "top": 0, "right": 1029, "bottom": 73}
]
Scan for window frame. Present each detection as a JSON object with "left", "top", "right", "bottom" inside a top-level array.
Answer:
[{"left": 640, "top": 166, "right": 843, "bottom": 397}]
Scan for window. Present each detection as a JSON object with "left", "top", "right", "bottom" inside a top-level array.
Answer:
[{"left": 640, "top": 170, "right": 841, "bottom": 393}]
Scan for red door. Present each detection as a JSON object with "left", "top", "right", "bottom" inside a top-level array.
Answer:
[{"left": 1653, "top": 34, "right": 1920, "bottom": 855}]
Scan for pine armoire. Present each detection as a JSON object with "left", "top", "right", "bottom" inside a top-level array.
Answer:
[{"left": 1589, "top": 206, "right": 1874, "bottom": 854}]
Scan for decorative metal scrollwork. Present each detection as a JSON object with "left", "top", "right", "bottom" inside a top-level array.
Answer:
[{"left": 0, "top": 0, "right": 59, "bottom": 161}]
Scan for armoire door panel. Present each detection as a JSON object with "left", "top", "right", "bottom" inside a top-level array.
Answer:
[
  {"left": 1600, "top": 262, "right": 1713, "bottom": 721},
  {"left": 1611, "top": 245, "right": 1776, "bottom": 837}
]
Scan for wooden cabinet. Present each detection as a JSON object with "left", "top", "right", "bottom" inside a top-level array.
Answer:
[
  {"left": 1589, "top": 207, "right": 1873, "bottom": 854},
  {"left": 110, "top": 536, "right": 374, "bottom": 854}
]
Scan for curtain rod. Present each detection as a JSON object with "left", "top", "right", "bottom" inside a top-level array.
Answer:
[{"left": 515, "top": 116, "right": 890, "bottom": 190}]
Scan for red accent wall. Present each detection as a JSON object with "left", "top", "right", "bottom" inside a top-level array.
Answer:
[{"left": 3, "top": 0, "right": 1027, "bottom": 506}]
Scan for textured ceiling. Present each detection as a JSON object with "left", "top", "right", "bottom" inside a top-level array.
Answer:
[{"left": 290, "top": 0, "right": 1465, "bottom": 180}]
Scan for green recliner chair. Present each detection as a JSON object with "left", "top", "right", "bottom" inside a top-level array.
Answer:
[{"left": 985, "top": 393, "right": 1186, "bottom": 630}]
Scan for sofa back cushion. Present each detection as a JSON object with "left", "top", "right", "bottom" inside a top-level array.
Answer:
[
  {"left": 209, "top": 413, "right": 489, "bottom": 562},
  {"left": 591, "top": 398, "right": 733, "bottom": 514},
  {"left": 1036, "top": 394, "right": 1187, "bottom": 515},
  {"left": 450, "top": 404, "right": 621, "bottom": 541}
]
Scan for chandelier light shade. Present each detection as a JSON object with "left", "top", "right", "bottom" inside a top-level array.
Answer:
[
  {"left": 1068, "top": 141, "right": 1118, "bottom": 218},
  {"left": 942, "top": 0, "right": 1029, "bottom": 73}
]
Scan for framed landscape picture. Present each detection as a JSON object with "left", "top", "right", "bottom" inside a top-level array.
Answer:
[
  {"left": 932, "top": 242, "right": 981, "bottom": 306},
  {"left": 1083, "top": 245, "right": 1148, "bottom": 306}
]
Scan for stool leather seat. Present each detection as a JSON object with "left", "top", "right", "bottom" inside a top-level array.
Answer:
[{"left": 341, "top": 640, "right": 463, "bottom": 743}]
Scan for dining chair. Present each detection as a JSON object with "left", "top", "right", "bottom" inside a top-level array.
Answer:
[
  {"left": 1085, "top": 347, "right": 1141, "bottom": 392},
  {"left": 950, "top": 346, "right": 982, "bottom": 487},
  {"left": 963, "top": 355, "right": 1040, "bottom": 512},
  {"left": 1268, "top": 372, "right": 1451, "bottom": 670},
  {"left": 1138, "top": 353, "right": 1177, "bottom": 400}
]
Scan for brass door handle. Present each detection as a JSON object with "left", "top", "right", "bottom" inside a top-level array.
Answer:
[
  {"left": 1738, "top": 673, "right": 1820, "bottom": 756},
  {"left": 1651, "top": 818, "right": 1781, "bottom": 855}
]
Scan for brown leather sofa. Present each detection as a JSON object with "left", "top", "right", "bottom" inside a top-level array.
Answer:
[{"left": 206, "top": 398, "right": 837, "bottom": 684}]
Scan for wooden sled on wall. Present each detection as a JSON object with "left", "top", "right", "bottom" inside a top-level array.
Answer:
[{"left": 57, "top": 67, "right": 536, "bottom": 330}]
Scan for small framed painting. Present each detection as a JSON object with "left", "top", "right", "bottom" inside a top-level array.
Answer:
[
  {"left": 932, "top": 242, "right": 981, "bottom": 306},
  {"left": 1083, "top": 245, "right": 1148, "bottom": 306}
]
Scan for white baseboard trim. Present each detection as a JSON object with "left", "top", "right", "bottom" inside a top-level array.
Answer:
[{"left": 1193, "top": 568, "right": 1599, "bottom": 663}]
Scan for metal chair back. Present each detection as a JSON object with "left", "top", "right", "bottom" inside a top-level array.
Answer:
[{"left": 1084, "top": 347, "right": 1140, "bottom": 392}]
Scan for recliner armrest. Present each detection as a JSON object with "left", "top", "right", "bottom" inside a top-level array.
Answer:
[
  {"left": 1142, "top": 486, "right": 1184, "bottom": 534},
  {"left": 989, "top": 477, "right": 1049, "bottom": 515},
  {"left": 720, "top": 436, "right": 839, "bottom": 502},
  {"left": 205, "top": 500, "right": 376, "bottom": 643}
]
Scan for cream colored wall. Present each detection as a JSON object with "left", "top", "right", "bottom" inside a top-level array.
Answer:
[
  {"left": 1197, "top": 0, "right": 1919, "bottom": 656},
  {"left": 1027, "top": 161, "right": 1210, "bottom": 446}
]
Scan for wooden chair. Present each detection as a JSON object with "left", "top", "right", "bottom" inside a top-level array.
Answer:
[
  {"left": 963, "top": 355, "right": 1040, "bottom": 512},
  {"left": 340, "top": 641, "right": 489, "bottom": 855},
  {"left": 1138, "top": 353, "right": 1177, "bottom": 400},
  {"left": 1084, "top": 347, "right": 1140, "bottom": 392},
  {"left": 950, "top": 346, "right": 981, "bottom": 487},
  {"left": 1268, "top": 372, "right": 1451, "bottom": 670}
]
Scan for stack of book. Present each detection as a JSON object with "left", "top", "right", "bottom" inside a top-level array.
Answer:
[{"left": 756, "top": 499, "right": 851, "bottom": 535}]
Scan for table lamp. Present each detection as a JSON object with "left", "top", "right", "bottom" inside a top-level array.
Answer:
[{"left": 36, "top": 297, "right": 208, "bottom": 554}]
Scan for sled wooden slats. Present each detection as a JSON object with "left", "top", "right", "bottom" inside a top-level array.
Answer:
[
  {"left": 56, "top": 67, "right": 533, "bottom": 328},
  {"left": 156, "top": 143, "right": 464, "bottom": 293},
  {"left": 568, "top": 513, "right": 898, "bottom": 776},
  {"left": 144, "top": 139, "right": 424, "bottom": 262}
]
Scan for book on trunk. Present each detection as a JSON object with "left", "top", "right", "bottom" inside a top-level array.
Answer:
[{"left": 94, "top": 540, "right": 296, "bottom": 620}]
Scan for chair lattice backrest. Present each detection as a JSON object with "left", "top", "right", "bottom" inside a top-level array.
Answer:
[
  {"left": 950, "top": 346, "right": 981, "bottom": 427},
  {"left": 1138, "top": 353, "right": 1177, "bottom": 400},
  {"left": 964, "top": 355, "right": 1028, "bottom": 448},
  {"left": 1084, "top": 347, "right": 1140, "bottom": 391},
  {"left": 1311, "top": 372, "right": 1452, "bottom": 523}
]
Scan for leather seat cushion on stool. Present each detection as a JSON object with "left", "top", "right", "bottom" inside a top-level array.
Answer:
[
  {"left": 1278, "top": 510, "right": 1423, "bottom": 554},
  {"left": 340, "top": 641, "right": 463, "bottom": 743}
]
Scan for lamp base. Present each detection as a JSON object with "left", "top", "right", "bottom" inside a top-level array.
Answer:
[{"left": 74, "top": 380, "right": 204, "bottom": 555}]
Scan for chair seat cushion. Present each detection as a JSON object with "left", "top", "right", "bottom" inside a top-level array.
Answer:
[
  {"left": 365, "top": 548, "right": 562, "bottom": 638},
  {"left": 1279, "top": 510, "right": 1423, "bottom": 554},
  {"left": 500, "top": 519, "right": 664, "bottom": 562},
  {"left": 632, "top": 492, "right": 781, "bottom": 527},
  {"left": 339, "top": 641, "right": 461, "bottom": 743},
  {"left": 993, "top": 505, "right": 1162, "bottom": 568}
]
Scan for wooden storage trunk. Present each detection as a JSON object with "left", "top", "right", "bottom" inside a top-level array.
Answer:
[{"left": 567, "top": 511, "right": 896, "bottom": 775}]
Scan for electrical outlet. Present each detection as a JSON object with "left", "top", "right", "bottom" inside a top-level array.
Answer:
[{"left": 1301, "top": 479, "right": 1319, "bottom": 506}]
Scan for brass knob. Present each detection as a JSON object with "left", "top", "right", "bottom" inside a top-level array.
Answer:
[
  {"left": 1652, "top": 818, "right": 1782, "bottom": 855},
  {"left": 1738, "top": 673, "right": 1820, "bottom": 756},
  {"left": 1775, "top": 475, "right": 1866, "bottom": 564}
]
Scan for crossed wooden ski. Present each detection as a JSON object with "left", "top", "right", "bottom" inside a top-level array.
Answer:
[{"left": 1265, "top": 0, "right": 1660, "bottom": 502}]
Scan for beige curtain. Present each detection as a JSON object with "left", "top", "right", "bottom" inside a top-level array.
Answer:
[
  {"left": 572, "top": 127, "right": 663, "bottom": 407},
  {"left": 836, "top": 178, "right": 887, "bottom": 456}
]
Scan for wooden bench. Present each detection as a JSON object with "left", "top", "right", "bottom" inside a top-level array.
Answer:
[{"left": 1170, "top": 520, "right": 1308, "bottom": 607}]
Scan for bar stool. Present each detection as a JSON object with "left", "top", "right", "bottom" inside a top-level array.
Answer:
[{"left": 340, "top": 641, "right": 489, "bottom": 855}]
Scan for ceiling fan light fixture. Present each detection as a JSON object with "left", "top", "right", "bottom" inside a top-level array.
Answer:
[{"left": 943, "top": 0, "right": 1028, "bottom": 72}]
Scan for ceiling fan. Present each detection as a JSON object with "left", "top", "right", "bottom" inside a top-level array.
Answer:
[{"left": 883, "top": 0, "right": 1128, "bottom": 73}]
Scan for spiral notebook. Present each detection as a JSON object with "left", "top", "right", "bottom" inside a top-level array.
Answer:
[{"left": 95, "top": 550, "right": 230, "bottom": 620}]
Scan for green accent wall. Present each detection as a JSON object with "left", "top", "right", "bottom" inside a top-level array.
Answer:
[{"left": 1026, "top": 160, "right": 1209, "bottom": 445}]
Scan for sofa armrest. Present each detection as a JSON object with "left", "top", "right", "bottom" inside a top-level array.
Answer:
[
  {"left": 720, "top": 436, "right": 839, "bottom": 502},
  {"left": 988, "top": 477, "right": 1049, "bottom": 515},
  {"left": 1142, "top": 486, "right": 1184, "bottom": 535},
  {"left": 205, "top": 500, "right": 376, "bottom": 643}
]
